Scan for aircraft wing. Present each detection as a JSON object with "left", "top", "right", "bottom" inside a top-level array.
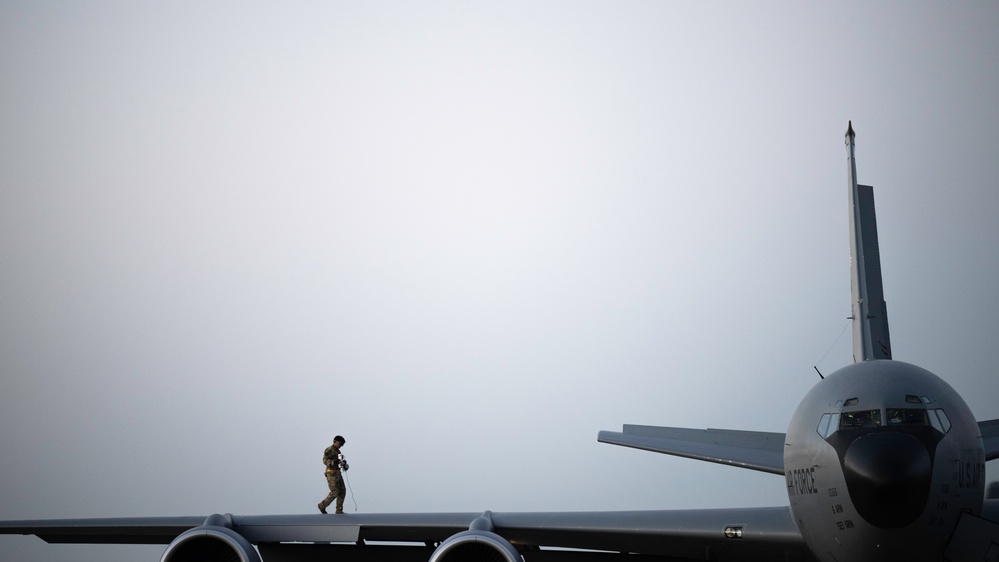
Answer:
[
  {"left": 979, "top": 419, "right": 999, "bottom": 461},
  {"left": 598, "top": 424, "right": 786, "bottom": 475},
  {"left": 0, "top": 508, "right": 811, "bottom": 561}
]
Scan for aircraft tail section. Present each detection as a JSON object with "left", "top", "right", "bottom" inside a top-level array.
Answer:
[{"left": 846, "top": 122, "right": 892, "bottom": 362}]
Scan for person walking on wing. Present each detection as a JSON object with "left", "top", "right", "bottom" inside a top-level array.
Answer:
[{"left": 318, "top": 435, "right": 349, "bottom": 514}]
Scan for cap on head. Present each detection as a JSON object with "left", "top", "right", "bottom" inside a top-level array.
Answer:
[{"left": 334, "top": 435, "right": 346, "bottom": 445}]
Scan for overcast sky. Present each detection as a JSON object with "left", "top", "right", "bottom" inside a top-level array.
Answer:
[{"left": 2, "top": 2, "right": 999, "bottom": 561}]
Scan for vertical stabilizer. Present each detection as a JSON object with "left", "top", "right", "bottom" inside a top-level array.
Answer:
[{"left": 846, "top": 122, "right": 892, "bottom": 362}]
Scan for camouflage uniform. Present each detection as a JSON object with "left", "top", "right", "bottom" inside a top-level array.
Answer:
[{"left": 318, "top": 442, "right": 347, "bottom": 514}]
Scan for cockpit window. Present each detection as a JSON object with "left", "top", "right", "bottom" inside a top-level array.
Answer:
[
  {"left": 817, "top": 413, "right": 841, "bottom": 438},
  {"left": 819, "top": 408, "right": 952, "bottom": 438},
  {"left": 887, "top": 408, "right": 928, "bottom": 427},
  {"left": 839, "top": 409, "right": 881, "bottom": 430},
  {"left": 927, "top": 409, "right": 952, "bottom": 433}
]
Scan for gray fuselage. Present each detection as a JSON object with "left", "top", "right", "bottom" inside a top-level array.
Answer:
[{"left": 785, "top": 360, "right": 984, "bottom": 561}]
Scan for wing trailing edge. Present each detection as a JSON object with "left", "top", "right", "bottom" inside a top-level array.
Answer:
[{"left": 598, "top": 424, "right": 786, "bottom": 475}]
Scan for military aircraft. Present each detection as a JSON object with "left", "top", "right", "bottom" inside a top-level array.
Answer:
[{"left": 2, "top": 123, "right": 999, "bottom": 561}]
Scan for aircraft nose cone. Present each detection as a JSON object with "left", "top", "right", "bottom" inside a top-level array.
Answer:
[{"left": 842, "top": 431, "right": 932, "bottom": 528}]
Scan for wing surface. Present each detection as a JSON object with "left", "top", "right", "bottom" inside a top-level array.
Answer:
[
  {"left": 982, "top": 499, "right": 999, "bottom": 522},
  {"left": 980, "top": 419, "right": 999, "bottom": 461},
  {"left": 598, "top": 424, "right": 786, "bottom": 475},
  {"left": 490, "top": 507, "right": 806, "bottom": 559},
  {"left": 0, "top": 516, "right": 204, "bottom": 544},
  {"left": 0, "top": 508, "right": 810, "bottom": 561}
]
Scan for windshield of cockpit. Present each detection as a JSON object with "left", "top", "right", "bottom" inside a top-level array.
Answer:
[
  {"left": 840, "top": 409, "right": 881, "bottom": 429},
  {"left": 816, "top": 406, "right": 952, "bottom": 438}
]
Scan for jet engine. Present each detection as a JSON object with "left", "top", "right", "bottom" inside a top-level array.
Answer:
[
  {"left": 429, "top": 529, "right": 524, "bottom": 562},
  {"left": 160, "top": 514, "right": 261, "bottom": 562}
]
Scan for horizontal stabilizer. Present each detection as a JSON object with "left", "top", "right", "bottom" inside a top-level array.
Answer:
[
  {"left": 598, "top": 424, "right": 786, "bottom": 475},
  {"left": 980, "top": 419, "right": 999, "bottom": 461}
]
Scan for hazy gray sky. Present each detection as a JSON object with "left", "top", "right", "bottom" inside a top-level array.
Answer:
[{"left": 2, "top": 2, "right": 998, "bottom": 560}]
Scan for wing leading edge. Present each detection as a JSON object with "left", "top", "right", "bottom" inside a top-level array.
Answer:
[{"left": 598, "top": 424, "right": 786, "bottom": 475}]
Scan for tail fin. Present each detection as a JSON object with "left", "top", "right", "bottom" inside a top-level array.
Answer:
[{"left": 846, "top": 122, "right": 892, "bottom": 361}]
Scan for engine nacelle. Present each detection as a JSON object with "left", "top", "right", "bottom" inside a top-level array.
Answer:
[
  {"left": 429, "top": 529, "right": 524, "bottom": 562},
  {"left": 161, "top": 515, "right": 260, "bottom": 562}
]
